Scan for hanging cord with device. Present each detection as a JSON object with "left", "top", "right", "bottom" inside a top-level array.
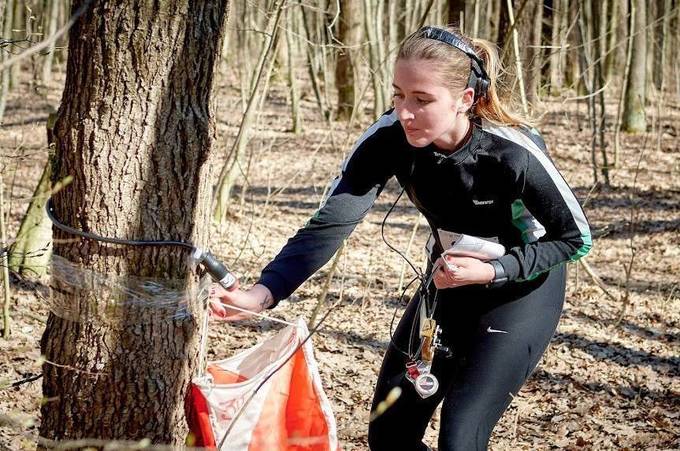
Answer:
[
  {"left": 380, "top": 187, "right": 446, "bottom": 361},
  {"left": 380, "top": 184, "right": 455, "bottom": 399}
]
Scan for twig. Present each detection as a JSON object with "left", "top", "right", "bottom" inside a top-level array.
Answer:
[
  {"left": 578, "top": 258, "right": 618, "bottom": 303},
  {"left": 309, "top": 242, "right": 345, "bottom": 326},
  {"left": 213, "top": 0, "right": 288, "bottom": 221},
  {"left": 397, "top": 214, "right": 421, "bottom": 294},
  {"left": 17, "top": 309, "right": 46, "bottom": 324},
  {"left": 563, "top": 80, "right": 611, "bottom": 101},
  {"left": 1, "top": 174, "right": 11, "bottom": 338},
  {"left": 613, "top": 112, "right": 651, "bottom": 327},
  {"left": 506, "top": 0, "right": 529, "bottom": 114}
]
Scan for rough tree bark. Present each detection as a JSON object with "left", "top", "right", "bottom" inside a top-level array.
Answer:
[{"left": 40, "top": 0, "right": 229, "bottom": 445}]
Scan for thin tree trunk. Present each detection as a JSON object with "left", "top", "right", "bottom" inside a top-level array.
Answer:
[
  {"left": 599, "top": 0, "right": 608, "bottom": 71},
  {"left": 614, "top": 0, "right": 636, "bottom": 166},
  {"left": 659, "top": 0, "right": 671, "bottom": 93},
  {"left": 653, "top": 0, "right": 670, "bottom": 90},
  {"left": 577, "top": 0, "right": 599, "bottom": 184},
  {"left": 300, "top": 3, "right": 328, "bottom": 120},
  {"left": 9, "top": 0, "right": 21, "bottom": 90},
  {"left": 363, "top": 0, "right": 385, "bottom": 116},
  {"left": 1, "top": 174, "right": 11, "bottom": 338},
  {"left": 506, "top": 0, "right": 529, "bottom": 113},
  {"left": 675, "top": 1, "right": 680, "bottom": 97},
  {"left": 590, "top": 0, "right": 611, "bottom": 184},
  {"left": 285, "top": 7, "right": 301, "bottom": 133},
  {"left": 213, "top": 0, "right": 285, "bottom": 221},
  {"left": 336, "top": 0, "right": 361, "bottom": 121},
  {"left": 646, "top": 0, "right": 657, "bottom": 98},
  {"left": 8, "top": 113, "right": 59, "bottom": 277},
  {"left": 549, "top": 0, "right": 565, "bottom": 94},
  {"left": 525, "top": 0, "right": 543, "bottom": 106},
  {"left": 0, "top": 0, "right": 15, "bottom": 123},
  {"left": 41, "top": 0, "right": 60, "bottom": 83},
  {"left": 472, "top": 0, "right": 481, "bottom": 37},
  {"left": 603, "top": 0, "right": 619, "bottom": 81},
  {"left": 622, "top": 0, "right": 647, "bottom": 133},
  {"left": 40, "top": 0, "right": 229, "bottom": 444},
  {"left": 564, "top": 0, "right": 582, "bottom": 92},
  {"left": 479, "top": 0, "right": 491, "bottom": 39},
  {"left": 607, "top": 0, "right": 628, "bottom": 80},
  {"left": 448, "top": 0, "right": 466, "bottom": 28}
]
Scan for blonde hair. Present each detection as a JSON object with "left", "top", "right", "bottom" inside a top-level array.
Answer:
[{"left": 398, "top": 26, "right": 530, "bottom": 127}]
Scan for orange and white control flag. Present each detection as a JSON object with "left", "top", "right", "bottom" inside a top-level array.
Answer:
[{"left": 186, "top": 319, "right": 340, "bottom": 450}]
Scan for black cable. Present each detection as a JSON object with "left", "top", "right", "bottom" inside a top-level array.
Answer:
[
  {"left": 46, "top": 199, "right": 194, "bottom": 249},
  {"left": 380, "top": 188, "right": 425, "bottom": 281},
  {"left": 388, "top": 275, "right": 419, "bottom": 358},
  {"left": 2, "top": 373, "right": 42, "bottom": 390},
  {"left": 45, "top": 198, "right": 237, "bottom": 289},
  {"left": 381, "top": 187, "right": 444, "bottom": 362}
]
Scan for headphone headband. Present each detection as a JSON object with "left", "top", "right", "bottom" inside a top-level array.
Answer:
[{"left": 418, "top": 26, "right": 490, "bottom": 101}]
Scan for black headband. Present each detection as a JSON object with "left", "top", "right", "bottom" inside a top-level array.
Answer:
[{"left": 418, "top": 26, "right": 490, "bottom": 101}]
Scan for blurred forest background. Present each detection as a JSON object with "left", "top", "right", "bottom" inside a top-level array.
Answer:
[{"left": 0, "top": 0, "right": 678, "bottom": 449}]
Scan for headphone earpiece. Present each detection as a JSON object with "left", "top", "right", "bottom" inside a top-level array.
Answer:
[{"left": 419, "top": 26, "right": 491, "bottom": 102}]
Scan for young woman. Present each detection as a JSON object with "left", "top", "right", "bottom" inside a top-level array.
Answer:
[{"left": 212, "top": 26, "right": 591, "bottom": 450}]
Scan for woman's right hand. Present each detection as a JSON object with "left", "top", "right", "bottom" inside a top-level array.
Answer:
[{"left": 209, "top": 283, "right": 275, "bottom": 321}]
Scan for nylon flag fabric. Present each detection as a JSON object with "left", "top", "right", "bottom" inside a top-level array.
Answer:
[{"left": 186, "top": 319, "right": 339, "bottom": 450}]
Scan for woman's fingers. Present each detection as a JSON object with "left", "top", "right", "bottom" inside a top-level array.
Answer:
[
  {"left": 208, "top": 283, "right": 268, "bottom": 321},
  {"left": 433, "top": 258, "right": 461, "bottom": 289}
]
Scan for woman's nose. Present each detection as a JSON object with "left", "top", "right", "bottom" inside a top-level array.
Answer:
[{"left": 397, "top": 104, "right": 414, "bottom": 122}]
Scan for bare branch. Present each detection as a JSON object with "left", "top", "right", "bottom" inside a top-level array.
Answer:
[{"left": 0, "top": 0, "right": 93, "bottom": 73}]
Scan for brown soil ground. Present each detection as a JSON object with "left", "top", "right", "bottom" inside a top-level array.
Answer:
[{"left": 1, "top": 65, "right": 679, "bottom": 450}]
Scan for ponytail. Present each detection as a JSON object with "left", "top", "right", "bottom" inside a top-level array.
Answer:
[{"left": 470, "top": 38, "right": 533, "bottom": 127}]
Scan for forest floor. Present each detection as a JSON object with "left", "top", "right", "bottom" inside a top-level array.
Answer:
[{"left": 1, "top": 66, "right": 679, "bottom": 450}]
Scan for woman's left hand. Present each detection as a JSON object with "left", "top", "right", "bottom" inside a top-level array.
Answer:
[{"left": 432, "top": 254, "right": 495, "bottom": 289}]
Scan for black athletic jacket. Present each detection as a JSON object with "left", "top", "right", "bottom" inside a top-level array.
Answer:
[{"left": 258, "top": 110, "right": 592, "bottom": 305}]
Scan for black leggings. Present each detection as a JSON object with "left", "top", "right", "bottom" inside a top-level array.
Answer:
[{"left": 368, "top": 264, "right": 567, "bottom": 451}]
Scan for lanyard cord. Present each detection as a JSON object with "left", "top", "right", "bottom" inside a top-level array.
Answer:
[{"left": 381, "top": 186, "right": 442, "bottom": 361}]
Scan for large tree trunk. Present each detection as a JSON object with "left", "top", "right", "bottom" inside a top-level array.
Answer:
[
  {"left": 39, "top": 0, "right": 229, "bottom": 445},
  {"left": 622, "top": 0, "right": 647, "bottom": 133}
]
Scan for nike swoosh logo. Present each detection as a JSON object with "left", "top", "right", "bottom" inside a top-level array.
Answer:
[{"left": 487, "top": 326, "right": 508, "bottom": 334}]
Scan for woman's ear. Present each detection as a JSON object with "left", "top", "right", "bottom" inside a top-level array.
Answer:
[{"left": 458, "top": 87, "right": 475, "bottom": 114}]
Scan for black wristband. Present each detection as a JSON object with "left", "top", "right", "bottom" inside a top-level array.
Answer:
[{"left": 487, "top": 260, "right": 508, "bottom": 288}]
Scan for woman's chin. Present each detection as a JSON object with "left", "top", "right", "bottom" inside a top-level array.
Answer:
[{"left": 405, "top": 136, "right": 431, "bottom": 148}]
